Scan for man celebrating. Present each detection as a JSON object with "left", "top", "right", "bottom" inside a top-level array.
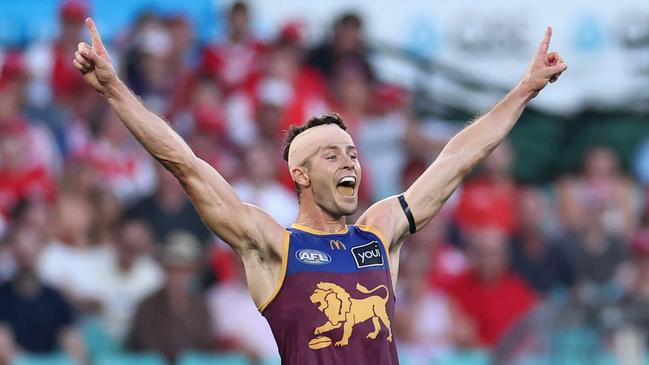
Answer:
[{"left": 73, "top": 18, "right": 566, "bottom": 364}]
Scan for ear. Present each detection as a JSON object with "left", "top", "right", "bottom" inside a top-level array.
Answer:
[{"left": 291, "top": 166, "right": 311, "bottom": 189}]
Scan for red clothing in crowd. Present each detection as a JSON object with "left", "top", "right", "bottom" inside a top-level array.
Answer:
[
  {"left": 51, "top": 41, "right": 85, "bottom": 102},
  {"left": 0, "top": 166, "right": 56, "bottom": 217},
  {"left": 427, "top": 243, "right": 468, "bottom": 290},
  {"left": 239, "top": 66, "right": 328, "bottom": 137},
  {"left": 455, "top": 178, "right": 519, "bottom": 236},
  {"left": 0, "top": 121, "right": 57, "bottom": 217},
  {"left": 201, "top": 39, "right": 267, "bottom": 94},
  {"left": 80, "top": 137, "right": 155, "bottom": 203},
  {"left": 445, "top": 270, "right": 537, "bottom": 346}
]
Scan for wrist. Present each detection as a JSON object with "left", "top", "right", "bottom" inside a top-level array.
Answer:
[
  {"left": 513, "top": 80, "right": 538, "bottom": 102},
  {"left": 103, "top": 78, "right": 127, "bottom": 100}
]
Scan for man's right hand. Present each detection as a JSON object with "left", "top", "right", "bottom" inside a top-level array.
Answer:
[
  {"left": 519, "top": 27, "right": 567, "bottom": 97},
  {"left": 73, "top": 18, "right": 118, "bottom": 97}
]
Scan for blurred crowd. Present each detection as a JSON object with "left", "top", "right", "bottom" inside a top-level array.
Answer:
[{"left": 0, "top": 1, "right": 648, "bottom": 365}]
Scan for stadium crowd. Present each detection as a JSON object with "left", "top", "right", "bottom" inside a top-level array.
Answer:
[{"left": 0, "top": 1, "right": 648, "bottom": 365}]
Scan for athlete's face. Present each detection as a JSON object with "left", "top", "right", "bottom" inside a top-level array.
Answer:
[{"left": 306, "top": 143, "right": 361, "bottom": 217}]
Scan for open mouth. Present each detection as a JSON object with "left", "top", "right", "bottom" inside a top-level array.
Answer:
[{"left": 336, "top": 176, "right": 356, "bottom": 197}]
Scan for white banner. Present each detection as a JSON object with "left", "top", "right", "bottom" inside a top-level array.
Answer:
[{"left": 247, "top": 0, "right": 649, "bottom": 114}]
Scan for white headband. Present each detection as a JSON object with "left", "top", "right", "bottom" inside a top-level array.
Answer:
[{"left": 287, "top": 124, "right": 354, "bottom": 171}]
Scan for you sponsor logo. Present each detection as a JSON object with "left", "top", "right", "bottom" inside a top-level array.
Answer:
[{"left": 351, "top": 241, "right": 384, "bottom": 268}]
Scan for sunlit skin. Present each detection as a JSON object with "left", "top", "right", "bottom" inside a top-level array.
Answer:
[
  {"left": 73, "top": 16, "right": 566, "bottom": 308},
  {"left": 292, "top": 143, "right": 361, "bottom": 228}
]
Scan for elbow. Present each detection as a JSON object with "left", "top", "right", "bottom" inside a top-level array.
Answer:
[{"left": 158, "top": 153, "right": 198, "bottom": 182}]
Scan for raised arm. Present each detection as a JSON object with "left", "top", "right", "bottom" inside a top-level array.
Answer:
[
  {"left": 358, "top": 27, "right": 567, "bottom": 248},
  {"left": 73, "top": 18, "right": 284, "bottom": 254}
]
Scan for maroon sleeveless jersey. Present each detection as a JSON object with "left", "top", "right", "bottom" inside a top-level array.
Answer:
[{"left": 259, "top": 224, "right": 399, "bottom": 364}]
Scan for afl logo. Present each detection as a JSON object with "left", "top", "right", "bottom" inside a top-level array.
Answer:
[{"left": 296, "top": 249, "right": 331, "bottom": 265}]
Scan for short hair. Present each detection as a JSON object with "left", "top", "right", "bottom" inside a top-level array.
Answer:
[
  {"left": 336, "top": 12, "right": 362, "bottom": 28},
  {"left": 282, "top": 113, "right": 348, "bottom": 199},
  {"left": 229, "top": 1, "right": 248, "bottom": 16},
  {"left": 282, "top": 113, "right": 348, "bottom": 162}
]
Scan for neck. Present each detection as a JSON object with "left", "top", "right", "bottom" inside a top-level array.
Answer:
[
  {"left": 294, "top": 202, "right": 347, "bottom": 234},
  {"left": 14, "top": 270, "right": 41, "bottom": 297},
  {"left": 229, "top": 31, "right": 247, "bottom": 44},
  {"left": 118, "top": 258, "right": 134, "bottom": 273}
]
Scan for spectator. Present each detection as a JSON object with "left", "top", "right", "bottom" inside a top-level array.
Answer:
[
  {"left": 163, "top": 14, "right": 196, "bottom": 79},
  {"left": 4, "top": 197, "right": 55, "bottom": 246},
  {"left": 208, "top": 251, "right": 278, "bottom": 362},
  {"left": 37, "top": 193, "right": 103, "bottom": 308},
  {"left": 399, "top": 159, "right": 466, "bottom": 290},
  {"left": 219, "top": 29, "right": 328, "bottom": 149},
  {"left": 88, "top": 188, "right": 123, "bottom": 246},
  {"left": 254, "top": 98, "right": 284, "bottom": 149},
  {"left": 232, "top": 142, "right": 297, "bottom": 227},
  {"left": 25, "top": 0, "right": 88, "bottom": 107},
  {"left": 82, "top": 107, "right": 156, "bottom": 205},
  {"left": 510, "top": 187, "right": 575, "bottom": 294},
  {"left": 127, "top": 18, "right": 174, "bottom": 113},
  {"left": 558, "top": 146, "right": 639, "bottom": 238},
  {"left": 395, "top": 243, "right": 454, "bottom": 364},
  {"left": 0, "top": 199, "right": 53, "bottom": 279},
  {"left": 0, "top": 125, "right": 57, "bottom": 223},
  {"left": 127, "top": 231, "right": 214, "bottom": 363},
  {"left": 421, "top": 219, "right": 468, "bottom": 291},
  {"left": 182, "top": 78, "right": 241, "bottom": 174},
  {"left": 9, "top": 198, "right": 53, "bottom": 244},
  {"left": 92, "top": 219, "right": 163, "bottom": 343},
  {"left": 0, "top": 2, "right": 646, "bottom": 362},
  {"left": 558, "top": 197, "right": 630, "bottom": 287},
  {"left": 160, "top": 14, "right": 198, "bottom": 126},
  {"left": 0, "top": 226, "right": 85, "bottom": 364},
  {"left": 0, "top": 53, "right": 59, "bottom": 224},
  {"left": 327, "top": 58, "right": 373, "bottom": 134},
  {"left": 359, "top": 86, "right": 447, "bottom": 200},
  {"left": 172, "top": 64, "right": 229, "bottom": 138},
  {"left": 255, "top": 36, "right": 328, "bottom": 139},
  {"left": 128, "top": 164, "right": 212, "bottom": 245},
  {"left": 200, "top": 1, "right": 266, "bottom": 93},
  {"left": 445, "top": 226, "right": 537, "bottom": 347},
  {"left": 454, "top": 142, "right": 519, "bottom": 239},
  {"left": 307, "top": 12, "right": 373, "bottom": 80},
  {"left": 59, "top": 84, "right": 103, "bottom": 159}
]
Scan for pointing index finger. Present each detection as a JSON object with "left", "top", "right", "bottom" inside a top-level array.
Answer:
[
  {"left": 537, "top": 26, "right": 552, "bottom": 56},
  {"left": 85, "top": 18, "right": 106, "bottom": 54}
]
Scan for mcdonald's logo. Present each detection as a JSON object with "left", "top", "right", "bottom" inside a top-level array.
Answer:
[{"left": 330, "top": 240, "right": 346, "bottom": 250}]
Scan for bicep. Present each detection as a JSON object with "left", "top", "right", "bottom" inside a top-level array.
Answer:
[
  {"left": 360, "top": 152, "right": 469, "bottom": 249},
  {"left": 178, "top": 158, "right": 284, "bottom": 252},
  {"left": 403, "top": 152, "right": 467, "bottom": 230},
  {"left": 357, "top": 196, "right": 408, "bottom": 251}
]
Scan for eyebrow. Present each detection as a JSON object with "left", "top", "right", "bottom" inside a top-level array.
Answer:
[{"left": 320, "top": 145, "right": 357, "bottom": 153}]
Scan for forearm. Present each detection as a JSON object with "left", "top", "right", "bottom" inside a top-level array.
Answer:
[
  {"left": 403, "top": 82, "right": 535, "bottom": 230},
  {"left": 364, "top": 28, "right": 566, "bottom": 243},
  {"left": 104, "top": 79, "right": 196, "bottom": 176},
  {"left": 0, "top": 325, "right": 17, "bottom": 365},
  {"left": 59, "top": 327, "right": 86, "bottom": 364},
  {"left": 441, "top": 82, "right": 535, "bottom": 161}
]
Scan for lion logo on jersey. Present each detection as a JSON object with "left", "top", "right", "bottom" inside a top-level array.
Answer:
[{"left": 309, "top": 282, "right": 392, "bottom": 347}]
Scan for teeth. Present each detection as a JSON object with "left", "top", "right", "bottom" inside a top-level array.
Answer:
[{"left": 340, "top": 176, "right": 356, "bottom": 184}]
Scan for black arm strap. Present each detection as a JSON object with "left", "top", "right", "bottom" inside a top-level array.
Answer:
[{"left": 397, "top": 194, "right": 416, "bottom": 234}]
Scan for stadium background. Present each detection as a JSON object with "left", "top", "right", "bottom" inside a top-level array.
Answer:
[{"left": 0, "top": 0, "right": 648, "bottom": 364}]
